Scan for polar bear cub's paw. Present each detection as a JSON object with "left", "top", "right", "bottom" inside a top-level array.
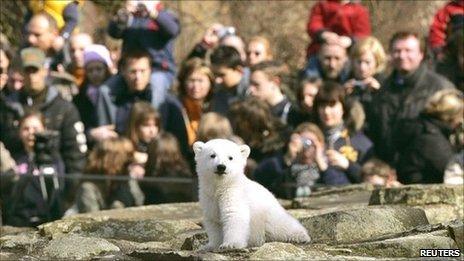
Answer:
[{"left": 219, "top": 240, "right": 247, "bottom": 250}]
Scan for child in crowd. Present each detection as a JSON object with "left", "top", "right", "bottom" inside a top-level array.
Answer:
[
  {"left": 247, "top": 36, "right": 273, "bottom": 66},
  {"left": 142, "top": 132, "right": 193, "bottom": 204},
  {"left": 7, "top": 112, "right": 65, "bottom": 226},
  {"left": 361, "top": 158, "right": 401, "bottom": 187},
  {"left": 73, "top": 44, "right": 114, "bottom": 144},
  {"left": 126, "top": 101, "right": 161, "bottom": 173},
  {"left": 70, "top": 137, "right": 144, "bottom": 214}
]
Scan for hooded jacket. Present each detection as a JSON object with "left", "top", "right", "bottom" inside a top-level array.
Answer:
[{"left": 0, "top": 85, "right": 86, "bottom": 174}]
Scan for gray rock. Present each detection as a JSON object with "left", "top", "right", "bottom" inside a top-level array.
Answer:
[
  {"left": 293, "top": 189, "right": 371, "bottom": 210},
  {"left": 249, "top": 242, "right": 308, "bottom": 260},
  {"left": 129, "top": 249, "right": 228, "bottom": 260},
  {"left": 448, "top": 220, "right": 464, "bottom": 251},
  {"left": 333, "top": 230, "right": 458, "bottom": 258},
  {"left": 64, "top": 202, "right": 202, "bottom": 223},
  {"left": 0, "top": 226, "right": 35, "bottom": 236},
  {"left": 39, "top": 218, "right": 201, "bottom": 242},
  {"left": 0, "top": 231, "right": 45, "bottom": 252},
  {"left": 414, "top": 204, "right": 463, "bottom": 224},
  {"left": 369, "top": 184, "right": 463, "bottom": 206},
  {"left": 300, "top": 206, "right": 429, "bottom": 244},
  {"left": 42, "top": 234, "right": 120, "bottom": 260}
]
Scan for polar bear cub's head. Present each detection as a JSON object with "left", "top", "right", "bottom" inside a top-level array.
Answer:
[{"left": 193, "top": 139, "right": 250, "bottom": 178}]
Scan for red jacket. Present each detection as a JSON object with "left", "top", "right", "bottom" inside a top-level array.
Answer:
[
  {"left": 306, "top": 0, "right": 371, "bottom": 56},
  {"left": 428, "top": 0, "right": 464, "bottom": 51}
]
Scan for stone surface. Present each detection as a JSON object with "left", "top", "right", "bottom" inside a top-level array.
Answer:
[
  {"left": 3, "top": 184, "right": 462, "bottom": 260},
  {"left": 448, "top": 220, "right": 464, "bottom": 251},
  {"left": 0, "top": 231, "right": 45, "bottom": 252},
  {"left": 292, "top": 188, "right": 371, "bottom": 210},
  {"left": 0, "top": 226, "right": 35, "bottom": 236},
  {"left": 414, "top": 204, "right": 462, "bottom": 224},
  {"left": 63, "top": 202, "right": 203, "bottom": 223},
  {"left": 249, "top": 242, "right": 308, "bottom": 260},
  {"left": 333, "top": 230, "right": 458, "bottom": 258},
  {"left": 39, "top": 217, "right": 201, "bottom": 242},
  {"left": 42, "top": 234, "right": 120, "bottom": 260},
  {"left": 300, "top": 206, "right": 429, "bottom": 244},
  {"left": 369, "top": 184, "right": 463, "bottom": 206}
]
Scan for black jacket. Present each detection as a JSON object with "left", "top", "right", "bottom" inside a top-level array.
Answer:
[
  {"left": 397, "top": 115, "right": 455, "bottom": 184},
  {"left": 0, "top": 86, "right": 86, "bottom": 174},
  {"left": 369, "top": 64, "right": 455, "bottom": 164}
]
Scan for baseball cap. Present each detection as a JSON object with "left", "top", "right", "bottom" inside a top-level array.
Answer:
[{"left": 20, "top": 47, "right": 46, "bottom": 69}]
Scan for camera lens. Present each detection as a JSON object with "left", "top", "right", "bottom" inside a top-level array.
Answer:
[{"left": 301, "top": 138, "right": 313, "bottom": 149}]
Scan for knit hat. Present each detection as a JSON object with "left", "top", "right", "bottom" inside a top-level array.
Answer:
[{"left": 83, "top": 44, "right": 113, "bottom": 68}]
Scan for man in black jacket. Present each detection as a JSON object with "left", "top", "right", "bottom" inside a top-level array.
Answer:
[
  {"left": 0, "top": 47, "right": 86, "bottom": 174},
  {"left": 369, "top": 31, "right": 455, "bottom": 165}
]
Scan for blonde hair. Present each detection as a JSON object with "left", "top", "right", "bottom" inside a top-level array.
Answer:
[
  {"left": 424, "top": 89, "right": 464, "bottom": 124},
  {"left": 197, "top": 112, "right": 233, "bottom": 142},
  {"left": 350, "top": 36, "right": 387, "bottom": 74},
  {"left": 248, "top": 36, "right": 273, "bottom": 60}
]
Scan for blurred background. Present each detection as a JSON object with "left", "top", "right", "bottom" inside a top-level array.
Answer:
[{"left": 0, "top": 0, "right": 447, "bottom": 71}]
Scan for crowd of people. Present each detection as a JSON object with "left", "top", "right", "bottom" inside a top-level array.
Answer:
[{"left": 0, "top": 0, "right": 463, "bottom": 227}]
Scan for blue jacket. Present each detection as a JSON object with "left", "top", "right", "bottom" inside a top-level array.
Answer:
[{"left": 108, "top": 10, "right": 180, "bottom": 74}]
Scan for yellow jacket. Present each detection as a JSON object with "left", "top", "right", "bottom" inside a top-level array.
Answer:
[{"left": 29, "top": 0, "right": 81, "bottom": 30}]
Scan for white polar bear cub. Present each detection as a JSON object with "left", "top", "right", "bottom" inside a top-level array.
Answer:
[{"left": 193, "top": 139, "right": 310, "bottom": 250}]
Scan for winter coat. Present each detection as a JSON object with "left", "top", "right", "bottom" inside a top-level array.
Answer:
[
  {"left": 306, "top": 0, "right": 371, "bottom": 56},
  {"left": 6, "top": 151, "right": 66, "bottom": 227},
  {"left": 108, "top": 9, "right": 180, "bottom": 74},
  {"left": 73, "top": 84, "right": 99, "bottom": 144},
  {"left": 210, "top": 67, "right": 250, "bottom": 115},
  {"left": 325, "top": 127, "right": 374, "bottom": 184},
  {"left": 369, "top": 64, "right": 455, "bottom": 164},
  {"left": 96, "top": 74, "right": 167, "bottom": 133},
  {"left": 0, "top": 86, "right": 86, "bottom": 174},
  {"left": 428, "top": 0, "right": 464, "bottom": 54},
  {"left": 397, "top": 115, "right": 456, "bottom": 184}
]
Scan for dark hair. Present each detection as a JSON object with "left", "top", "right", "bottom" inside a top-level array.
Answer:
[
  {"left": 388, "top": 31, "right": 425, "bottom": 53},
  {"left": 228, "top": 97, "right": 286, "bottom": 152},
  {"left": 144, "top": 132, "right": 192, "bottom": 177},
  {"left": 296, "top": 76, "right": 322, "bottom": 106},
  {"left": 313, "top": 81, "right": 346, "bottom": 109},
  {"left": 314, "top": 81, "right": 365, "bottom": 132},
  {"left": 126, "top": 101, "right": 161, "bottom": 146},
  {"left": 176, "top": 57, "right": 214, "bottom": 99},
  {"left": 210, "top": 45, "right": 243, "bottom": 69},
  {"left": 119, "top": 49, "right": 152, "bottom": 70}
]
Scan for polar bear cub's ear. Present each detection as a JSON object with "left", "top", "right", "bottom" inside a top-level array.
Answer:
[
  {"left": 193, "top": 141, "right": 205, "bottom": 156},
  {"left": 239, "top": 144, "right": 250, "bottom": 159}
]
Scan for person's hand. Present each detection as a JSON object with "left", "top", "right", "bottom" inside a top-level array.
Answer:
[
  {"left": 134, "top": 151, "right": 148, "bottom": 165},
  {"left": 326, "top": 149, "right": 350, "bottom": 170},
  {"left": 52, "top": 36, "right": 65, "bottom": 52},
  {"left": 338, "top": 36, "right": 352, "bottom": 48},
  {"left": 364, "top": 76, "right": 381, "bottom": 91},
  {"left": 203, "top": 23, "right": 224, "bottom": 47},
  {"left": 286, "top": 133, "right": 303, "bottom": 164},
  {"left": 321, "top": 31, "right": 339, "bottom": 44},
  {"left": 128, "top": 163, "right": 145, "bottom": 179},
  {"left": 343, "top": 79, "right": 357, "bottom": 95},
  {"left": 90, "top": 125, "right": 118, "bottom": 141}
]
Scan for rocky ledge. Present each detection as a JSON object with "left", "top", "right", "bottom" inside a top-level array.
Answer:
[{"left": 1, "top": 184, "right": 463, "bottom": 260}]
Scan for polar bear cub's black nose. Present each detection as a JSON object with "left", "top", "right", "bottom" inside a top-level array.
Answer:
[{"left": 216, "top": 164, "right": 227, "bottom": 174}]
